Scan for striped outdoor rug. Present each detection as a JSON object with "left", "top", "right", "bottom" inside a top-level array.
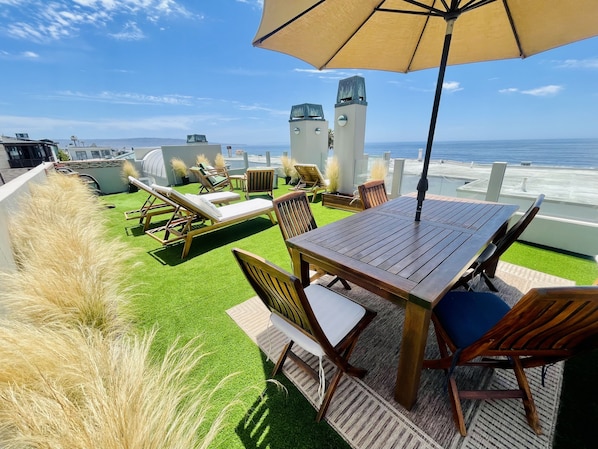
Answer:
[{"left": 226, "top": 262, "right": 574, "bottom": 449}]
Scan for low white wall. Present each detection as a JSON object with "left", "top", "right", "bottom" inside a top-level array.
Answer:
[
  {"left": 520, "top": 214, "right": 598, "bottom": 257},
  {"left": 0, "top": 164, "right": 50, "bottom": 273}
]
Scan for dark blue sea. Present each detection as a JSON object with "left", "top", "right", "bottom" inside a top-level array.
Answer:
[
  {"left": 240, "top": 138, "right": 598, "bottom": 169},
  {"left": 73, "top": 137, "right": 598, "bottom": 169}
]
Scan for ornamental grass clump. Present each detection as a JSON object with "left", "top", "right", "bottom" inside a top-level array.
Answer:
[
  {"left": 0, "top": 324, "right": 234, "bottom": 449},
  {"left": 324, "top": 156, "right": 340, "bottom": 193},
  {"left": 2, "top": 172, "right": 132, "bottom": 336},
  {"left": 0, "top": 171, "right": 234, "bottom": 448},
  {"left": 196, "top": 154, "right": 210, "bottom": 166},
  {"left": 369, "top": 159, "right": 388, "bottom": 181},
  {"left": 214, "top": 153, "right": 226, "bottom": 169},
  {"left": 171, "top": 158, "right": 188, "bottom": 178},
  {"left": 121, "top": 159, "right": 140, "bottom": 183},
  {"left": 280, "top": 156, "right": 298, "bottom": 181}
]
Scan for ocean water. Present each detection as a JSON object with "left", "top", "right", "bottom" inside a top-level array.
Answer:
[
  {"left": 70, "top": 137, "right": 598, "bottom": 169},
  {"left": 239, "top": 138, "right": 598, "bottom": 169}
]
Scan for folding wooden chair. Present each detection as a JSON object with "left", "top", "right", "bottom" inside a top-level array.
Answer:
[
  {"left": 273, "top": 191, "right": 351, "bottom": 290},
  {"left": 424, "top": 285, "right": 598, "bottom": 435},
  {"left": 455, "top": 194, "right": 544, "bottom": 291},
  {"left": 232, "top": 248, "right": 376, "bottom": 421},
  {"left": 244, "top": 168, "right": 275, "bottom": 199},
  {"left": 358, "top": 180, "right": 388, "bottom": 209}
]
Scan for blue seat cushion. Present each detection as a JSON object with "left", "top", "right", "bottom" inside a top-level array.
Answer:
[{"left": 434, "top": 291, "right": 511, "bottom": 348}]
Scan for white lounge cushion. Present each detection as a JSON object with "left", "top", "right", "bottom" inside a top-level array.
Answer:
[
  {"left": 185, "top": 191, "right": 240, "bottom": 204},
  {"left": 192, "top": 196, "right": 223, "bottom": 219},
  {"left": 270, "top": 284, "right": 366, "bottom": 358},
  {"left": 217, "top": 198, "right": 273, "bottom": 222}
]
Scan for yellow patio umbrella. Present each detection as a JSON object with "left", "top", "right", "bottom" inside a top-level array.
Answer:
[{"left": 253, "top": 0, "right": 598, "bottom": 220}]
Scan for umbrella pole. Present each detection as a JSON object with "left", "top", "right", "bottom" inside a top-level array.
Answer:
[{"left": 415, "top": 18, "right": 456, "bottom": 221}]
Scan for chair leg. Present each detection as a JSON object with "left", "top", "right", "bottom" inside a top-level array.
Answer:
[
  {"left": 326, "top": 276, "right": 351, "bottom": 290},
  {"left": 272, "top": 341, "right": 294, "bottom": 377},
  {"left": 512, "top": 357, "right": 542, "bottom": 435},
  {"left": 448, "top": 375, "right": 468, "bottom": 436},
  {"left": 481, "top": 271, "right": 499, "bottom": 292},
  {"left": 316, "top": 368, "right": 344, "bottom": 422}
]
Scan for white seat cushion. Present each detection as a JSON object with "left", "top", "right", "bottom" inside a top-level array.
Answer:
[
  {"left": 217, "top": 198, "right": 273, "bottom": 221},
  {"left": 185, "top": 191, "right": 240, "bottom": 204},
  {"left": 270, "top": 284, "right": 366, "bottom": 358}
]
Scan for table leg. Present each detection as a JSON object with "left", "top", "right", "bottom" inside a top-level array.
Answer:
[
  {"left": 290, "top": 248, "right": 310, "bottom": 288},
  {"left": 394, "top": 302, "right": 431, "bottom": 409}
]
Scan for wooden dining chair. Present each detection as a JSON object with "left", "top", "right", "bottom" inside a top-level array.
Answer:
[
  {"left": 455, "top": 194, "right": 545, "bottom": 291},
  {"left": 244, "top": 168, "right": 275, "bottom": 199},
  {"left": 232, "top": 248, "right": 376, "bottom": 421},
  {"left": 357, "top": 180, "right": 388, "bottom": 209},
  {"left": 424, "top": 285, "right": 598, "bottom": 436},
  {"left": 272, "top": 190, "right": 351, "bottom": 290}
]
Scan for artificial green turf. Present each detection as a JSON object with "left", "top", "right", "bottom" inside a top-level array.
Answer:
[{"left": 101, "top": 182, "right": 596, "bottom": 448}]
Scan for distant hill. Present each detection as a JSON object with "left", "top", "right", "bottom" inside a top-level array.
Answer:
[{"left": 55, "top": 137, "right": 187, "bottom": 149}]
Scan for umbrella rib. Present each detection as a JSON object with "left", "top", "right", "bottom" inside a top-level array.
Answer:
[
  {"left": 502, "top": 0, "right": 525, "bottom": 58},
  {"left": 251, "top": 0, "right": 325, "bottom": 46}
]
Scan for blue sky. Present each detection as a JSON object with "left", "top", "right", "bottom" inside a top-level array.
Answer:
[{"left": 1, "top": 0, "right": 598, "bottom": 146}]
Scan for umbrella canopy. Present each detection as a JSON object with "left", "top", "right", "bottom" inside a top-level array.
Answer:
[{"left": 253, "top": 0, "right": 598, "bottom": 219}]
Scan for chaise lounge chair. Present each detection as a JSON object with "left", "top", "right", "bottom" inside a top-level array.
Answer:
[
  {"left": 124, "top": 177, "right": 240, "bottom": 231},
  {"left": 146, "top": 185, "right": 276, "bottom": 258},
  {"left": 293, "top": 163, "right": 329, "bottom": 202},
  {"left": 190, "top": 163, "right": 234, "bottom": 194}
]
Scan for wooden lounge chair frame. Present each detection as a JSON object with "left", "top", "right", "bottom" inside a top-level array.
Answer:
[
  {"left": 146, "top": 186, "right": 275, "bottom": 258},
  {"left": 124, "top": 176, "right": 178, "bottom": 230},
  {"left": 124, "top": 177, "right": 240, "bottom": 231},
  {"left": 357, "top": 180, "right": 389, "bottom": 209},
  {"left": 232, "top": 248, "right": 376, "bottom": 421},
  {"left": 293, "top": 163, "right": 328, "bottom": 202},
  {"left": 423, "top": 285, "right": 598, "bottom": 436},
  {"left": 272, "top": 191, "right": 350, "bottom": 290}
]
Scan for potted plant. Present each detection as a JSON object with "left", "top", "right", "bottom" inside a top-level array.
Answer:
[
  {"left": 324, "top": 156, "right": 340, "bottom": 193},
  {"left": 171, "top": 158, "right": 189, "bottom": 185},
  {"left": 322, "top": 157, "right": 363, "bottom": 211},
  {"left": 214, "top": 153, "right": 226, "bottom": 169},
  {"left": 280, "top": 155, "right": 298, "bottom": 184},
  {"left": 121, "top": 160, "right": 140, "bottom": 193},
  {"left": 196, "top": 154, "right": 210, "bottom": 167}
]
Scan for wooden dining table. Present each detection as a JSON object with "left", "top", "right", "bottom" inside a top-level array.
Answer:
[{"left": 286, "top": 193, "right": 518, "bottom": 409}]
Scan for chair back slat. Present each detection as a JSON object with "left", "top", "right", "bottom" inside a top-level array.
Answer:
[
  {"left": 245, "top": 168, "right": 275, "bottom": 198},
  {"left": 477, "top": 287, "right": 598, "bottom": 355},
  {"left": 273, "top": 191, "right": 317, "bottom": 241},
  {"left": 358, "top": 180, "right": 388, "bottom": 209},
  {"left": 233, "top": 248, "right": 319, "bottom": 339}
]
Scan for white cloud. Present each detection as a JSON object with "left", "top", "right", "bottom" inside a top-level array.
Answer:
[
  {"left": 54, "top": 90, "right": 194, "bottom": 106},
  {"left": 499, "top": 85, "right": 564, "bottom": 96},
  {"left": 109, "top": 21, "right": 145, "bottom": 40},
  {"left": 442, "top": 81, "right": 463, "bottom": 93},
  {"left": 555, "top": 58, "right": 598, "bottom": 69},
  {"left": 3, "top": 0, "right": 193, "bottom": 43},
  {"left": 521, "top": 85, "right": 563, "bottom": 96},
  {"left": 498, "top": 87, "right": 519, "bottom": 94}
]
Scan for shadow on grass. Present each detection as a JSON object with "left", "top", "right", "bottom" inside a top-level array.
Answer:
[
  {"left": 235, "top": 355, "right": 350, "bottom": 449},
  {"left": 148, "top": 218, "right": 276, "bottom": 266}
]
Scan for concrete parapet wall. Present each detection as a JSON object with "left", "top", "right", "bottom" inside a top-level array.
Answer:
[{"left": 0, "top": 164, "right": 50, "bottom": 272}]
